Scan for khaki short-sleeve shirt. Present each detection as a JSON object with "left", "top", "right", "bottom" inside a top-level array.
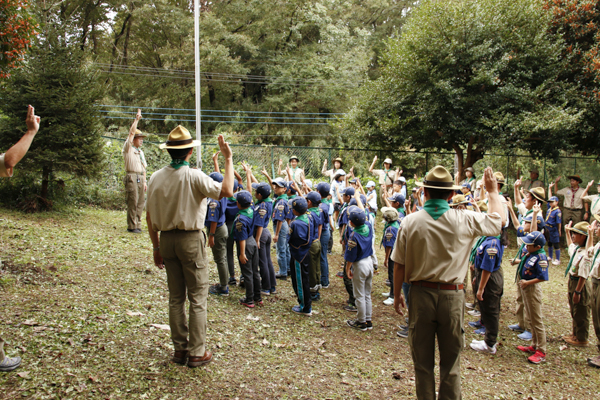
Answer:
[
  {"left": 583, "top": 195, "right": 600, "bottom": 215},
  {"left": 372, "top": 169, "right": 397, "bottom": 186},
  {"left": 556, "top": 187, "right": 585, "bottom": 209},
  {"left": 122, "top": 139, "right": 146, "bottom": 176},
  {"left": 390, "top": 208, "right": 502, "bottom": 284},
  {"left": 0, "top": 154, "right": 11, "bottom": 178},
  {"left": 568, "top": 243, "right": 590, "bottom": 279},
  {"left": 522, "top": 179, "right": 544, "bottom": 190},
  {"left": 587, "top": 243, "right": 600, "bottom": 279},
  {"left": 147, "top": 165, "right": 222, "bottom": 232}
]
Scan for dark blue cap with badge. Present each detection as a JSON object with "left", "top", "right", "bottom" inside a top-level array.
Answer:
[
  {"left": 549, "top": 196, "right": 559, "bottom": 202},
  {"left": 462, "top": 182, "right": 471, "bottom": 190},
  {"left": 316, "top": 182, "right": 330, "bottom": 197},
  {"left": 256, "top": 182, "right": 271, "bottom": 198},
  {"left": 360, "top": 194, "right": 367, "bottom": 206},
  {"left": 343, "top": 187, "right": 355, "bottom": 197},
  {"left": 306, "top": 191, "right": 321, "bottom": 205},
  {"left": 388, "top": 193, "right": 405, "bottom": 204},
  {"left": 272, "top": 177, "right": 286, "bottom": 187},
  {"left": 287, "top": 182, "right": 297, "bottom": 195},
  {"left": 236, "top": 190, "right": 253, "bottom": 207},
  {"left": 291, "top": 197, "right": 308, "bottom": 214},
  {"left": 209, "top": 172, "right": 223, "bottom": 183},
  {"left": 348, "top": 205, "right": 366, "bottom": 226},
  {"left": 522, "top": 231, "right": 546, "bottom": 247},
  {"left": 251, "top": 182, "right": 259, "bottom": 190}
]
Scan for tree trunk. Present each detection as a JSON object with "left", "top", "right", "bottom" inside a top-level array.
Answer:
[
  {"left": 453, "top": 136, "right": 484, "bottom": 182},
  {"left": 41, "top": 165, "right": 52, "bottom": 201}
]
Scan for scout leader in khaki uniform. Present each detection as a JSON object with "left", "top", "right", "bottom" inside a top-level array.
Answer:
[
  {"left": 580, "top": 180, "right": 600, "bottom": 217},
  {"left": 369, "top": 155, "right": 397, "bottom": 189},
  {"left": 122, "top": 109, "right": 147, "bottom": 233},
  {"left": 391, "top": 166, "right": 505, "bottom": 400},
  {"left": 521, "top": 169, "right": 544, "bottom": 190},
  {"left": 0, "top": 105, "right": 40, "bottom": 372},
  {"left": 146, "top": 127, "right": 234, "bottom": 368},
  {"left": 549, "top": 174, "right": 589, "bottom": 227}
]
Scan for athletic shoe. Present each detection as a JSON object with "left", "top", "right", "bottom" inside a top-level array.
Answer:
[
  {"left": 517, "top": 345, "right": 536, "bottom": 354},
  {"left": 239, "top": 297, "right": 255, "bottom": 308},
  {"left": 347, "top": 319, "right": 368, "bottom": 331},
  {"left": 552, "top": 259, "right": 560, "bottom": 266},
  {"left": 528, "top": 350, "right": 546, "bottom": 364},
  {"left": 383, "top": 297, "right": 394, "bottom": 306},
  {"left": 0, "top": 356, "right": 21, "bottom": 372},
  {"left": 292, "top": 305, "right": 312, "bottom": 316},
  {"left": 474, "top": 327, "right": 486, "bottom": 335},
  {"left": 467, "top": 310, "right": 481, "bottom": 317},
  {"left": 343, "top": 304, "right": 358, "bottom": 312},
  {"left": 385, "top": 279, "right": 391, "bottom": 287},
  {"left": 270, "top": 287, "right": 277, "bottom": 295},
  {"left": 336, "top": 271, "right": 344, "bottom": 278},
  {"left": 468, "top": 320, "right": 484, "bottom": 329},
  {"left": 508, "top": 323, "right": 525, "bottom": 333},
  {"left": 397, "top": 328, "right": 408, "bottom": 338},
  {"left": 587, "top": 355, "right": 600, "bottom": 368},
  {"left": 321, "top": 284, "right": 330, "bottom": 289},
  {"left": 311, "top": 292, "right": 321, "bottom": 301},
  {"left": 228, "top": 277, "right": 237, "bottom": 286},
  {"left": 470, "top": 340, "right": 497, "bottom": 354},
  {"left": 466, "top": 302, "right": 476, "bottom": 310},
  {"left": 563, "top": 336, "right": 589, "bottom": 347},
  {"left": 518, "top": 331, "right": 532, "bottom": 341},
  {"left": 255, "top": 299, "right": 264, "bottom": 306},
  {"left": 381, "top": 292, "right": 390, "bottom": 297},
  {"left": 275, "top": 274, "right": 288, "bottom": 280},
  {"left": 366, "top": 321, "right": 373, "bottom": 330},
  {"left": 260, "top": 289, "right": 270, "bottom": 296},
  {"left": 209, "top": 284, "right": 230, "bottom": 296},
  {"left": 310, "top": 284, "right": 321, "bottom": 292},
  {"left": 398, "top": 324, "right": 408, "bottom": 330}
]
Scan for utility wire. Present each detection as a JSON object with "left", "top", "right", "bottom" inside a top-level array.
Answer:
[
  {"left": 97, "top": 109, "right": 341, "bottom": 121},
  {"left": 98, "top": 116, "right": 331, "bottom": 125},
  {"left": 94, "top": 104, "right": 346, "bottom": 115}
]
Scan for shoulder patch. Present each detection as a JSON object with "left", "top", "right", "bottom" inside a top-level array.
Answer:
[
  {"left": 235, "top": 221, "right": 243, "bottom": 231},
  {"left": 209, "top": 201, "right": 218, "bottom": 209},
  {"left": 259, "top": 209, "right": 267, "bottom": 216},
  {"left": 486, "top": 248, "right": 498, "bottom": 256},
  {"left": 277, "top": 205, "right": 285, "bottom": 211},
  {"left": 347, "top": 240, "right": 357, "bottom": 249},
  {"left": 539, "top": 260, "right": 548, "bottom": 268}
]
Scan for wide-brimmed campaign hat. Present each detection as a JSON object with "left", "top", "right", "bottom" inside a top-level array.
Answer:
[
  {"left": 525, "top": 186, "right": 547, "bottom": 203},
  {"left": 416, "top": 166, "right": 462, "bottom": 191},
  {"left": 566, "top": 221, "right": 589, "bottom": 236},
  {"left": 289, "top": 155, "right": 300, "bottom": 162},
  {"left": 450, "top": 194, "right": 470, "bottom": 206},
  {"left": 494, "top": 172, "right": 505, "bottom": 185},
  {"left": 133, "top": 129, "right": 147, "bottom": 138},
  {"left": 477, "top": 200, "right": 488, "bottom": 212},
  {"left": 159, "top": 126, "right": 200, "bottom": 149},
  {"left": 567, "top": 175, "right": 583, "bottom": 183},
  {"left": 333, "top": 157, "right": 344, "bottom": 167}
]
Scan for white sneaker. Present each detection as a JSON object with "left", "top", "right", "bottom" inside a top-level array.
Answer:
[
  {"left": 552, "top": 259, "right": 560, "bottom": 266},
  {"left": 381, "top": 292, "right": 390, "bottom": 297},
  {"left": 470, "top": 340, "right": 497, "bottom": 354},
  {"left": 383, "top": 297, "right": 394, "bottom": 306},
  {"left": 467, "top": 310, "right": 481, "bottom": 317}
]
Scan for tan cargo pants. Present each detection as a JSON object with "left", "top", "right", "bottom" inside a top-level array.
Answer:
[
  {"left": 592, "top": 278, "right": 600, "bottom": 351},
  {"left": 124, "top": 172, "right": 145, "bottom": 230},
  {"left": 520, "top": 282, "right": 546, "bottom": 353}
]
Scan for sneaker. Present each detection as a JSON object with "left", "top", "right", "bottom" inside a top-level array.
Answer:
[
  {"left": 343, "top": 304, "right": 358, "bottom": 312},
  {"left": 336, "top": 271, "right": 344, "bottom": 278},
  {"left": 466, "top": 302, "right": 476, "bottom": 310},
  {"left": 310, "top": 285, "right": 321, "bottom": 293},
  {"left": 228, "top": 277, "right": 237, "bottom": 286},
  {"left": 470, "top": 341, "right": 497, "bottom": 354},
  {"left": 398, "top": 324, "right": 408, "bottom": 330},
  {"left": 385, "top": 279, "right": 391, "bottom": 287},
  {"left": 347, "top": 319, "right": 368, "bottom": 331},
  {"left": 517, "top": 345, "right": 536, "bottom": 354},
  {"left": 508, "top": 323, "right": 525, "bottom": 333},
  {"left": 209, "top": 284, "right": 230, "bottom": 296},
  {"left": 239, "top": 297, "right": 255, "bottom": 308},
  {"left": 275, "top": 274, "right": 288, "bottom": 280},
  {"left": 397, "top": 328, "right": 408, "bottom": 338},
  {"left": 528, "top": 350, "right": 546, "bottom": 364},
  {"left": 587, "top": 355, "right": 600, "bottom": 368},
  {"left": 468, "top": 320, "right": 484, "bottom": 329},
  {"left": 0, "top": 356, "right": 21, "bottom": 372},
  {"left": 311, "top": 292, "right": 321, "bottom": 301},
  {"left": 260, "top": 289, "right": 271, "bottom": 296},
  {"left": 381, "top": 292, "right": 390, "bottom": 297},
  {"left": 255, "top": 298, "right": 264, "bottom": 306},
  {"left": 239, "top": 277, "right": 245, "bottom": 288},
  {"left": 292, "top": 305, "right": 312, "bottom": 316},
  {"left": 563, "top": 336, "right": 589, "bottom": 347},
  {"left": 474, "top": 327, "right": 486, "bottom": 335},
  {"left": 366, "top": 321, "right": 373, "bottom": 330},
  {"left": 383, "top": 297, "right": 395, "bottom": 306},
  {"left": 552, "top": 259, "right": 560, "bottom": 266},
  {"left": 270, "top": 287, "right": 277, "bottom": 295},
  {"left": 321, "top": 284, "right": 330, "bottom": 289},
  {"left": 467, "top": 310, "right": 481, "bottom": 317},
  {"left": 518, "top": 331, "right": 532, "bottom": 341}
]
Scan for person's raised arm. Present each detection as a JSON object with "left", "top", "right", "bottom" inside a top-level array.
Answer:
[
  {"left": 484, "top": 167, "right": 506, "bottom": 227},
  {"left": 404, "top": 199, "right": 411, "bottom": 215},
  {"left": 242, "top": 162, "right": 253, "bottom": 190},
  {"left": 277, "top": 159, "right": 283, "bottom": 176},
  {"left": 218, "top": 135, "right": 234, "bottom": 198},
  {"left": 565, "top": 221, "right": 573, "bottom": 246},
  {"left": 506, "top": 197, "right": 520, "bottom": 230},
  {"left": 212, "top": 151, "right": 221, "bottom": 173},
  {"left": 3, "top": 105, "right": 40, "bottom": 173},
  {"left": 261, "top": 166, "right": 273, "bottom": 186},
  {"left": 381, "top": 186, "right": 392, "bottom": 207},
  {"left": 233, "top": 169, "right": 243, "bottom": 186},
  {"left": 369, "top": 156, "right": 377, "bottom": 173},
  {"left": 322, "top": 159, "right": 328, "bottom": 175},
  {"left": 356, "top": 178, "right": 366, "bottom": 195},
  {"left": 531, "top": 203, "right": 541, "bottom": 232},
  {"left": 581, "top": 180, "right": 594, "bottom": 198},
  {"left": 354, "top": 189, "right": 365, "bottom": 211},
  {"left": 514, "top": 178, "right": 523, "bottom": 205},
  {"left": 126, "top": 108, "right": 142, "bottom": 144},
  {"left": 587, "top": 221, "right": 596, "bottom": 251}
]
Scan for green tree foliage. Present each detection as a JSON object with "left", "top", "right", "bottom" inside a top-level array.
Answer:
[
  {"left": 0, "top": 0, "right": 37, "bottom": 78},
  {"left": 343, "top": 0, "right": 584, "bottom": 180}
]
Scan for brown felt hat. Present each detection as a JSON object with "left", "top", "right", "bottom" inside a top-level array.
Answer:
[
  {"left": 566, "top": 221, "right": 589, "bottom": 236},
  {"left": 159, "top": 126, "right": 200, "bottom": 149},
  {"left": 525, "top": 186, "right": 547, "bottom": 203},
  {"left": 567, "top": 175, "right": 583, "bottom": 183},
  {"left": 416, "top": 165, "right": 462, "bottom": 191},
  {"left": 133, "top": 129, "right": 147, "bottom": 138},
  {"left": 333, "top": 157, "right": 344, "bottom": 167},
  {"left": 450, "top": 194, "right": 469, "bottom": 206},
  {"left": 494, "top": 172, "right": 505, "bottom": 185},
  {"left": 477, "top": 200, "right": 488, "bottom": 212}
]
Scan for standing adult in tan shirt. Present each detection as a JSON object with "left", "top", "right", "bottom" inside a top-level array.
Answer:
[
  {"left": 122, "top": 109, "right": 147, "bottom": 233},
  {"left": 146, "top": 126, "right": 234, "bottom": 368},
  {"left": 549, "top": 175, "right": 588, "bottom": 227},
  {"left": 391, "top": 166, "right": 505, "bottom": 400}
]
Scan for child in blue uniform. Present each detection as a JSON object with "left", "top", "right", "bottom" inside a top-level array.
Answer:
[
  {"left": 233, "top": 190, "right": 261, "bottom": 308},
  {"left": 253, "top": 182, "right": 276, "bottom": 295},
  {"left": 338, "top": 188, "right": 357, "bottom": 311},
  {"left": 345, "top": 194, "right": 374, "bottom": 331},
  {"left": 288, "top": 197, "right": 313, "bottom": 316},
  {"left": 206, "top": 172, "right": 230, "bottom": 296},
  {"left": 272, "top": 178, "right": 291, "bottom": 280},
  {"left": 381, "top": 207, "right": 400, "bottom": 308},
  {"left": 385, "top": 193, "right": 406, "bottom": 219},
  {"left": 225, "top": 180, "right": 241, "bottom": 286},
  {"left": 545, "top": 196, "right": 562, "bottom": 265},
  {"left": 306, "top": 191, "right": 323, "bottom": 300},
  {"left": 316, "top": 183, "right": 331, "bottom": 288},
  {"left": 516, "top": 231, "right": 549, "bottom": 364}
]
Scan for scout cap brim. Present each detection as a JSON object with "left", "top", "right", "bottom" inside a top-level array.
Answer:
[
  {"left": 524, "top": 188, "right": 547, "bottom": 203},
  {"left": 567, "top": 175, "right": 583, "bottom": 183}
]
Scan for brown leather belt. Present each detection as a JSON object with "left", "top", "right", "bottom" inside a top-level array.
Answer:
[{"left": 411, "top": 280, "right": 464, "bottom": 290}]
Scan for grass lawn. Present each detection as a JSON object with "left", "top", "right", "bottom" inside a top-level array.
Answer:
[{"left": 0, "top": 206, "right": 598, "bottom": 399}]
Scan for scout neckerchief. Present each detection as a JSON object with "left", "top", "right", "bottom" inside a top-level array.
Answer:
[
  {"left": 383, "top": 167, "right": 394, "bottom": 185},
  {"left": 469, "top": 236, "right": 487, "bottom": 265},
  {"left": 170, "top": 159, "right": 189, "bottom": 170},
  {"left": 275, "top": 193, "right": 288, "bottom": 203},
  {"left": 256, "top": 197, "right": 273, "bottom": 205},
  {"left": 546, "top": 206, "right": 559, "bottom": 221},
  {"left": 396, "top": 207, "right": 406, "bottom": 217},
  {"left": 134, "top": 146, "right": 147, "bottom": 169},
  {"left": 519, "top": 208, "right": 533, "bottom": 224},
  {"left": 227, "top": 196, "right": 236, "bottom": 202},
  {"left": 352, "top": 223, "right": 370, "bottom": 237},
  {"left": 564, "top": 245, "right": 581, "bottom": 277},
  {"left": 516, "top": 248, "right": 545, "bottom": 282},
  {"left": 380, "top": 220, "right": 400, "bottom": 247},
  {"left": 290, "top": 166, "right": 301, "bottom": 183},
  {"left": 423, "top": 199, "right": 450, "bottom": 221},
  {"left": 308, "top": 207, "right": 321, "bottom": 217},
  {"left": 512, "top": 243, "right": 526, "bottom": 283},
  {"left": 322, "top": 198, "right": 332, "bottom": 204},
  {"left": 231, "top": 207, "right": 254, "bottom": 234}
]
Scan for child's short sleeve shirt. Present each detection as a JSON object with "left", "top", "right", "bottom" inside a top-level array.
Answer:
[
  {"left": 474, "top": 236, "right": 504, "bottom": 273},
  {"left": 382, "top": 222, "right": 400, "bottom": 249},
  {"left": 520, "top": 252, "right": 549, "bottom": 281},
  {"left": 232, "top": 212, "right": 254, "bottom": 242},
  {"left": 568, "top": 243, "right": 590, "bottom": 279},
  {"left": 344, "top": 222, "right": 374, "bottom": 263},
  {"left": 205, "top": 198, "right": 227, "bottom": 228},
  {"left": 289, "top": 216, "right": 312, "bottom": 262},
  {"left": 272, "top": 196, "right": 289, "bottom": 226},
  {"left": 224, "top": 198, "right": 239, "bottom": 223},
  {"left": 253, "top": 201, "right": 272, "bottom": 233}
]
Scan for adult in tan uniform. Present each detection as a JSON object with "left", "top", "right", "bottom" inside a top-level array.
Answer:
[
  {"left": 549, "top": 175, "right": 588, "bottom": 226},
  {"left": 0, "top": 105, "right": 40, "bottom": 372},
  {"left": 391, "top": 166, "right": 505, "bottom": 400},
  {"left": 146, "top": 127, "right": 234, "bottom": 367},
  {"left": 522, "top": 169, "right": 544, "bottom": 190},
  {"left": 369, "top": 155, "right": 397, "bottom": 189},
  {"left": 123, "top": 109, "right": 147, "bottom": 233},
  {"left": 580, "top": 180, "right": 600, "bottom": 217}
]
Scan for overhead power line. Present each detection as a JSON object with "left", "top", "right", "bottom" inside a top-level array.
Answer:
[{"left": 94, "top": 104, "right": 346, "bottom": 115}]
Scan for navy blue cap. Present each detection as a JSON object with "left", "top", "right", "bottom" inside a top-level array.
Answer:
[
  {"left": 316, "top": 182, "right": 331, "bottom": 197},
  {"left": 349, "top": 178, "right": 357, "bottom": 184},
  {"left": 209, "top": 172, "right": 223, "bottom": 183},
  {"left": 306, "top": 191, "right": 321, "bottom": 205},
  {"left": 235, "top": 190, "right": 253, "bottom": 207},
  {"left": 256, "top": 183, "right": 271, "bottom": 198},
  {"left": 272, "top": 177, "right": 286, "bottom": 187},
  {"left": 522, "top": 231, "right": 546, "bottom": 247},
  {"left": 291, "top": 197, "right": 308, "bottom": 214},
  {"left": 349, "top": 198, "right": 357, "bottom": 206},
  {"left": 360, "top": 194, "right": 367, "bottom": 206},
  {"left": 233, "top": 180, "right": 239, "bottom": 192},
  {"left": 343, "top": 187, "right": 355, "bottom": 197},
  {"left": 287, "top": 182, "right": 297, "bottom": 195},
  {"left": 348, "top": 206, "right": 366, "bottom": 226},
  {"left": 239, "top": 183, "right": 244, "bottom": 190},
  {"left": 388, "top": 193, "right": 405, "bottom": 204},
  {"left": 523, "top": 214, "right": 545, "bottom": 224},
  {"left": 549, "top": 196, "right": 559, "bottom": 202},
  {"left": 462, "top": 182, "right": 471, "bottom": 190},
  {"left": 251, "top": 182, "right": 259, "bottom": 190}
]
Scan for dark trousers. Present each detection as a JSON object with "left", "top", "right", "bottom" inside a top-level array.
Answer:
[
  {"left": 328, "top": 227, "right": 334, "bottom": 253},
  {"left": 226, "top": 221, "right": 237, "bottom": 279},
  {"left": 386, "top": 251, "right": 394, "bottom": 297},
  {"left": 343, "top": 261, "right": 355, "bottom": 306},
  {"left": 476, "top": 268, "right": 504, "bottom": 347},
  {"left": 258, "top": 229, "right": 276, "bottom": 291},
  {"left": 290, "top": 256, "right": 312, "bottom": 313},
  {"left": 568, "top": 278, "right": 591, "bottom": 342},
  {"left": 237, "top": 236, "right": 260, "bottom": 302}
]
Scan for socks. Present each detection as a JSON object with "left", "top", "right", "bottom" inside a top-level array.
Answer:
[{"left": 555, "top": 249, "right": 560, "bottom": 261}]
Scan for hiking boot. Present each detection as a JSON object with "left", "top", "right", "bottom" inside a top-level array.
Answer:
[
  {"left": 347, "top": 319, "right": 368, "bottom": 331},
  {"left": 564, "top": 336, "right": 588, "bottom": 347},
  {"left": 527, "top": 350, "right": 546, "bottom": 364}
]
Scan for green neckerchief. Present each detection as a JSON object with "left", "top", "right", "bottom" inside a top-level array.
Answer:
[
  {"left": 322, "top": 198, "right": 332, "bottom": 204},
  {"left": 135, "top": 146, "right": 147, "bottom": 168},
  {"left": 353, "top": 223, "right": 370, "bottom": 237},
  {"left": 469, "top": 237, "right": 487, "bottom": 264},
  {"left": 423, "top": 199, "right": 450, "bottom": 221},
  {"left": 565, "top": 245, "right": 581, "bottom": 277},
  {"left": 516, "top": 248, "right": 545, "bottom": 282},
  {"left": 591, "top": 245, "right": 600, "bottom": 273},
  {"left": 256, "top": 197, "right": 273, "bottom": 205},
  {"left": 296, "top": 213, "right": 309, "bottom": 225},
  {"left": 170, "top": 159, "right": 189, "bottom": 170},
  {"left": 513, "top": 243, "right": 526, "bottom": 283},
  {"left": 397, "top": 207, "right": 406, "bottom": 216},
  {"left": 275, "top": 194, "right": 289, "bottom": 202},
  {"left": 227, "top": 196, "right": 236, "bottom": 202},
  {"left": 308, "top": 207, "right": 321, "bottom": 216},
  {"left": 230, "top": 207, "right": 254, "bottom": 235}
]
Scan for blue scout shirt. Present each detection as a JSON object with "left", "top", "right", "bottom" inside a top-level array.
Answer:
[
  {"left": 307, "top": 207, "right": 323, "bottom": 241},
  {"left": 319, "top": 201, "right": 330, "bottom": 229},
  {"left": 474, "top": 236, "right": 504, "bottom": 273},
  {"left": 205, "top": 197, "right": 227, "bottom": 228},
  {"left": 225, "top": 197, "right": 240, "bottom": 223},
  {"left": 545, "top": 206, "right": 562, "bottom": 243},
  {"left": 286, "top": 199, "right": 296, "bottom": 221},
  {"left": 232, "top": 208, "right": 254, "bottom": 242},
  {"left": 345, "top": 221, "right": 374, "bottom": 263},
  {"left": 272, "top": 194, "right": 289, "bottom": 228},
  {"left": 289, "top": 214, "right": 312, "bottom": 262},
  {"left": 520, "top": 251, "right": 549, "bottom": 281},
  {"left": 253, "top": 199, "right": 273, "bottom": 234},
  {"left": 382, "top": 221, "right": 400, "bottom": 249}
]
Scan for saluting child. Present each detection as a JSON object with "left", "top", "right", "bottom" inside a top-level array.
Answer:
[
  {"left": 288, "top": 197, "right": 314, "bottom": 316},
  {"left": 306, "top": 191, "right": 323, "bottom": 300},
  {"left": 206, "top": 172, "right": 230, "bottom": 296},
  {"left": 545, "top": 196, "right": 562, "bottom": 265},
  {"left": 224, "top": 181, "right": 241, "bottom": 286},
  {"left": 515, "top": 231, "right": 549, "bottom": 364},
  {"left": 233, "top": 190, "right": 261, "bottom": 308},
  {"left": 585, "top": 218, "right": 600, "bottom": 368},
  {"left": 272, "top": 178, "right": 291, "bottom": 280},
  {"left": 253, "top": 182, "right": 276, "bottom": 296},
  {"left": 381, "top": 207, "right": 400, "bottom": 308},
  {"left": 316, "top": 183, "right": 332, "bottom": 288},
  {"left": 563, "top": 221, "right": 592, "bottom": 347}
]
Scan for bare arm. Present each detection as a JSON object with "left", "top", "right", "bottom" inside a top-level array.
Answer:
[
  {"left": 260, "top": 167, "right": 273, "bottom": 186},
  {"left": 354, "top": 190, "right": 365, "bottom": 211},
  {"left": 369, "top": 156, "right": 377, "bottom": 173},
  {"left": 322, "top": 159, "right": 328, "bottom": 175},
  {"left": 234, "top": 170, "right": 243, "bottom": 185},
  {"left": 514, "top": 179, "right": 523, "bottom": 205},
  {"left": 3, "top": 105, "right": 40, "bottom": 173},
  {"left": 127, "top": 108, "right": 142, "bottom": 143},
  {"left": 393, "top": 262, "right": 406, "bottom": 316},
  {"left": 147, "top": 211, "right": 164, "bottom": 269},
  {"left": 212, "top": 151, "right": 221, "bottom": 173},
  {"left": 484, "top": 167, "right": 506, "bottom": 227},
  {"left": 506, "top": 198, "right": 521, "bottom": 230},
  {"left": 476, "top": 270, "right": 491, "bottom": 301},
  {"left": 581, "top": 180, "right": 594, "bottom": 198},
  {"left": 565, "top": 221, "right": 573, "bottom": 246},
  {"left": 218, "top": 135, "right": 234, "bottom": 198}
]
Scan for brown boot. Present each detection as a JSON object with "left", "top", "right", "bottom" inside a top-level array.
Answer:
[
  {"left": 172, "top": 350, "right": 188, "bottom": 365},
  {"left": 188, "top": 351, "right": 212, "bottom": 368},
  {"left": 564, "top": 336, "right": 589, "bottom": 347}
]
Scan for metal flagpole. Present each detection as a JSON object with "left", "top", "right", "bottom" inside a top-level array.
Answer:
[{"left": 194, "top": 0, "right": 202, "bottom": 168}]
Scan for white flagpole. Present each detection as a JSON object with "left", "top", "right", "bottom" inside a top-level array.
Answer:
[{"left": 194, "top": 0, "right": 202, "bottom": 168}]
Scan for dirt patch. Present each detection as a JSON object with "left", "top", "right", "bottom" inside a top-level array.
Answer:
[{"left": 0, "top": 259, "right": 72, "bottom": 286}]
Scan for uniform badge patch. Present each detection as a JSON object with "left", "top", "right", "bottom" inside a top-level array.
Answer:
[
  {"left": 235, "top": 222, "right": 243, "bottom": 231},
  {"left": 385, "top": 232, "right": 393, "bottom": 239},
  {"left": 347, "top": 240, "right": 357, "bottom": 249},
  {"left": 259, "top": 209, "right": 267, "bottom": 216},
  {"left": 486, "top": 248, "right": 498, "bottom": 256},
  {"left": 209, "top": 202, "right": 217, "bottom": 209},
  {"left": 277, "top": 205, "right": 285, "bottom": 211}
]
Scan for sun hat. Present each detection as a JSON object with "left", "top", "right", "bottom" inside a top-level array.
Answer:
[
  {"left": 159, "top": 125, "right": 200, "bottom": 149},
  {"left": 525, "top": 187, "right": 547, "bottom": 203},
  {"left": 289, "top": 155, "right": 300, "bottom": 162},
  {"left": 567, "top": 175, "right": 583, "bottom": 183},
  {"left": 416, "top": 166, "right": 462, "bottom": 191},
  {"left": 381, "top": 207, "right": 399, "bottom": 222},
  {"left": 383, "top": 158, "right": 393, "bottom": 165},
  {"left": 133, "top": 129, "right": 147, "bottom": 139},
  {"left": 566, "top": 221, "right": 589, "bottom": 236}
]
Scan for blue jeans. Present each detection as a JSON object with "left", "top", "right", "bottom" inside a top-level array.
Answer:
[
  {"left": 276, "top": 221, "right": 291, "bottom": 276},
  {"left": 320, "top": 227, "right": 331, "bottom": 287},
  {"left": 402, "top": 282, "right": 411, "bottom": 309}
]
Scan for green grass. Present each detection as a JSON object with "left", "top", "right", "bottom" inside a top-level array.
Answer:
[{"left": 0, "top": 207, "right": 598, "bottom": 399}]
